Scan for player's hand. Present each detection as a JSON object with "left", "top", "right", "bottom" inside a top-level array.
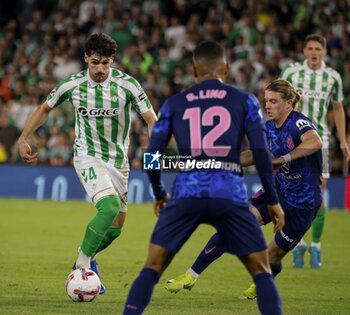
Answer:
[
  {"left": 18, "top": 139, "right": 38, "bottom": 164},
  {"left": 340, "top": 141, "right": 350, "bottom": 162},
  {"left": 153, "top": 193, "right": 170, "bottom": 217},
  {"left": 272, "top": 157, "right": 285, "bottom": 168},
  {"left": 267, "top": 203, "right": 285, "bottom": 233}
]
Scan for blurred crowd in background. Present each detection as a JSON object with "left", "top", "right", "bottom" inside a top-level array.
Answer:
[{"left": 0, "top": 0, "right": 349, "bottom": 175}]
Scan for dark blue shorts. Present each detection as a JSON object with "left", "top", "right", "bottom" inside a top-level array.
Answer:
[
  {"left": 151, "top": 197, "right": 267, "bottom": 256},
  {"left": 251, "top": 191, "right": 319, "bottom": 252}
]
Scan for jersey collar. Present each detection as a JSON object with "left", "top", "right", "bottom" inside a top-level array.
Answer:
[
  {"left": 87, "top": 68, "right": 112, "bottom": 88},
  {"left": 303, "top": 59, "right": 325, "bottom": 74}
]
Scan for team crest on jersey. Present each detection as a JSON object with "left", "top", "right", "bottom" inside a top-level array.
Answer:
[
  {"left": 296, "top": 119, "right": 310, "bottom": 130},
  {"left": 286, "top": 136, "right": 295, "bottom": 150},
  {"left": 111, "top": 94, "right": 118, "bottom": 102}
]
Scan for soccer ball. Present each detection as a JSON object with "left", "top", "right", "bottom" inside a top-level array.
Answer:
[{"left": 65, "top": 268, "right": 101, "bottom": 302}]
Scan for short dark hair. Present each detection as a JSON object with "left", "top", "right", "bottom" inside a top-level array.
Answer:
[
  {"left": 85, "top": 33, "right": 117, "bottom": 57},
  {"left": 304, "top": 34, "right": 327, "bottom": 48},
  {"left": 193, "top": 40, "right": 225, "bottom": 62}
]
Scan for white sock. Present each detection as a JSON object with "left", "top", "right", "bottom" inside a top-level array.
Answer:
[
  {"left": 76, "top": 249, "right": 91, "bottom": 269},
  {"left": 187, "top": 268, "right": 199, "bottom": 278},
  {"left": 297, "top": 239, "right": 307, "bottom": 247},
  {"left": 310, "top": 242, "right": 321, "bottom": 249}
]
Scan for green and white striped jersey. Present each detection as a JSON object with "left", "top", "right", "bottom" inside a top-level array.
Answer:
[
  {"left": 280, "top": 60, "right": 343, "bottom": 138},
  {"left": 46, "top": 68, "right": 153, "bottom": 169}
]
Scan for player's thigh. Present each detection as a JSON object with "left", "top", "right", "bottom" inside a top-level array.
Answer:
[
  {"left": 274, "top": 204, "right": 316, "bottom": 252},
  {"left": 211, "top": 199, "right": 267, "bottom": 257},
  {"left": 150, "top": 198, "right": 205, "bottom": 254},
  {"left": 239, "top": 250, "right": 271, "bottom": 277},
  {"left": 74, "top": 156, "right": 126, "bottom": 207}
]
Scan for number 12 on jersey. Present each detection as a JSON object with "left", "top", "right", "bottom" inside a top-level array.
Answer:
[{"left": 183, "top": 106, "right": 231, "bottom": 157}]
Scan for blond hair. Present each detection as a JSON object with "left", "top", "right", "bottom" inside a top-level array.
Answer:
[{"left": 266, "top": 79, "right": 300, "bottom": 107}]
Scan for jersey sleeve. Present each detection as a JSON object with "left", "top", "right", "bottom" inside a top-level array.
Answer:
[
  {"left": 331, "top": 72, "right": 344, "bottom": 103},
  {"left": 279, "top": 63, "right": 293, "bottom": 83},
  {"left": 148, "top": 99, "right": 172, "bottom": 153},
  {"left": 292, "top": 116, "right": 316, "bottom": 138},
  {"left": 46, "top": 80, "right": 72, "bottom": 108},
  {"left": 126, "top": 77, "right": 153, "bottom": 114}
]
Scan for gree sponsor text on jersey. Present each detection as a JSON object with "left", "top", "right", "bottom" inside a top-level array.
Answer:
[{"left": 78, "top": 107, "right": 121, "bottom": 117}]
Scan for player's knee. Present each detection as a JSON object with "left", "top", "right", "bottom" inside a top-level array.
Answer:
[
  {"left": 268, "top": 249, "right": 285, "bottom": 265},
  {"left": 96, "top": 195, "right": 121, "bottom": 221},
  {"left": 241, "top": 251, "right": 271, "bottom": 276}
]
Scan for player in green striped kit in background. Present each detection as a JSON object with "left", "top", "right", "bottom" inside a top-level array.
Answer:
[
  {"left": 17, "top": 33, "right": 157, "bottom": 293},
  {"left": 280, "top": 34, "right": 350, "bottom": 268}
]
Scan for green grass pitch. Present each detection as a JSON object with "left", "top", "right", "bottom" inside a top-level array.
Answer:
[{"left": 0, "top": 198, "right": 350, "bottom": 315}]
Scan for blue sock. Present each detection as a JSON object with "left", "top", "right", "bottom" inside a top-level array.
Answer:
[
  {"left": 271, "top": 263, "right": 282, "bottom": 277},
  {"left": 254, "top": 272, "right": 283, "bottom": 315},
  {"left": 123, "top": 268, "right": 159, "bottom": 315},
  {"left": 191, "top": 233, "right": 225, "bottom": 274}
]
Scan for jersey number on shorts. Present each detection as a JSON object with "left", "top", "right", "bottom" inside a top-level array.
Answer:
[
  {"left": 81, "top": 166, "right": 97, "bottom": 183},
  {"left": 183, "top": 106, "right": 231, "bottom": 157}
]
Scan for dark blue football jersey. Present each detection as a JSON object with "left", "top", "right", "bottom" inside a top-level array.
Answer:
[
  {"left": 266, "top": 111, "right": 322, "bottom": 210},
  {"left": 149, "top": 79, "right": 278, "bottom": 205}
]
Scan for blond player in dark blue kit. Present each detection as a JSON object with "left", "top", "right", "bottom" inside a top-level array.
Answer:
[{"left": 123, "top": 41, "right": 284, "bottom": 315}]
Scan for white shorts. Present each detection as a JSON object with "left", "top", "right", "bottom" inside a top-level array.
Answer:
[
  {"left": 321, "top": 136, "right": 330, "bottom": 179},
  {"left": 74, "top": 155, "right": 129, "bottom": 212}
]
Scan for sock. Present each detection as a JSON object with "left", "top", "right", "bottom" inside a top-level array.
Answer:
[
  {"left": 310, "top": 242, "right": 321, "bottom": 249},
  {"left": 296, "top": 239, "right": 306, "bottom": 247},
  {"left": 254, "top": 272, "right": 283, "bottom": 315},
  {"left": 76, "top": 248, "right": 91, "bottom": 268},
  {"left": 191, "top": 233, "right": 225, "bottom": 275},
  {"left": 81, "top": 195, "right": 120, "bottom": 256},
  {"left": 312, "top": 208, "right": 325, "bottom": 243},
  {"left": 187, "top": 268, "right": 199, "bottom": 278},
  {"left": 270, "top": 263, "right": 282, "bottom": 277},
  {"left": 95, "top": 225, "right": 123, "bottom": 254},
  {"left": 123, "top": 268, "right": 159, "bottom": 315}
]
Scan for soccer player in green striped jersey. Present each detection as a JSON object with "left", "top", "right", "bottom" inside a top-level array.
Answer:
[
  {"left": 17, "top": 33, "right": 157, "bottom": 292},
  {"left": 280, "top": 34, "right": 350, "bottom": 268}
]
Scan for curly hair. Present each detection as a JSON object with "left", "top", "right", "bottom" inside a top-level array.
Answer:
[{"left": 85, "top": 33, "right": 117, "bottom": 57}]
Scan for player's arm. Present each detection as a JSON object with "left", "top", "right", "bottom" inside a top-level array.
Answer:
[
  {"left": 332, "top": 101, "right": 350, "bottom": 161},
  {"left": 141, "top": 109, "right": 157, "bottom": 137},
  {"left": 147, "top": 100, "right": 172, "bottom": 216},
  {"left": 17, "top": 102, "right": 52, "bottom": 164},
  {"left": 240, "top": 150, "right": 253, "bottom": 166},
  {"left": 272, "top": 129, "right": 322, "bottom": 166},
  {"left": 240, "top": 149, "right": 275, "bottom": 167}
]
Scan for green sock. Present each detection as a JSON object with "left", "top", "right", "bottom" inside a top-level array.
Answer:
[
  {"left": 312, "top": 208, "right": 326, "bottom": 243},
  {"left": 95, "top": 225, "right": 123, "bottom": 254},
  {"left": 81, "top": 195, "right": 120, "bottom": 256}
]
